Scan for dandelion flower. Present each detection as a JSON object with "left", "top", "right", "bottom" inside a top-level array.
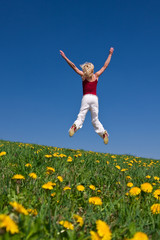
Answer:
[
  {"left": 0, "top": 152, "right": 6, "bottom": 157},
  {"left": 89, "top": 185, "right": 96, "bottom": 190},
  {"left": 151, "top": 203, "right": 160, "bottom": 214},
  {"left": 67, "top": 156, "right": 72, "bottom": 162},
  {"left": 29, "top": 173, "right": 37, "bottom": 179},
  {"left": 126, "top": 176, "right": 132, "bottom": 180},
  {"left": 154, "top": 176, "right": 160, "bottom": 181},
  {"left": 96, "top": 220, "right": 112, "bottom": 240},
  {"left": 45, "top": 155, "right": 52, "bottom": 158},
  {"left": 115, "top": 165, "right": 121, "bottom": 170},
  {"left": 121, "top": 168, "right": 128, "bottom": 172},
  {"left": 25, "top": 163, "right": 32, "bottom": 167},
  {"left": 73, "top": 214, "right": 84, "bottom": 226},
  {"left": 0, "top": 214, "right": 19, "bottom": 234},
  {"left": 153, "top": 189, "right": 160, "bottom": 200},
  {"left": 116, "top": 182, "right": 121, "bottom": 185},
  {"left": 59, "top": 220, "right": 74, "bottom": 230},
  {"left": 127, "top": 182, "right": 133, "bottom": 188},
  {"left": 9, "top": 202, "right": 28, "bottom": 215},
  {"left": 27, "top": 209, "right": 38, "bottom": 216},
  {"left": 77, "top": 185, "right": 85, "bottom": 191},
  {"left": 42, "top": 182, "right": 55, "bottom": 190},
  {"left": 90, "top": 231, "right": 101, "bottom": 240},
  {"left": 141, "top": 183, "right": 153, "bottom": 193},
  {"left": 46, "top": 167, "right": 55, "bottom": 174},
  {"left": 57, "top": 176, "right": 63, "bottom": 182},
  {"left": 63, "top": 186, "right": 71, "bottom": 191},
  {"left": 51, "top": 192, "right": 56, "bottom": 197},
  {"left": 12, "top": 174, "right": 25, "bottom": 180},
  {"left": 146, "top": 175, "right": 151, "bottom": 179},
  {"left": 131, "top": 231, "right": 149, "bottom": 240},
  {"left": 89, "top": 197, "right": 102, "bottom": 205},
  {"left": 129, "top": 187, "right": 141, "bottom": 196}
]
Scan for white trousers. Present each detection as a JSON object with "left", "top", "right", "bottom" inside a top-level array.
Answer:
[{"left": 73, "top": 94, "right": 107, "bottom": 138}]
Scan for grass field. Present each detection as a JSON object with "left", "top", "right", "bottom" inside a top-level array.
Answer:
[{"left": 0, "top": 139, "right": 160, "bottom": 240}]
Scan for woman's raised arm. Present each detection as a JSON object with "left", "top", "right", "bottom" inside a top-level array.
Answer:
[
  {"left": 60, "top": 50, "right": 83, "bottom": 76},
  {"left": 95, "top": 47, "right": 114, "bottom": 78}
]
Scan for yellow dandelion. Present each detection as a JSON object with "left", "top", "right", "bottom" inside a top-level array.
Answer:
[
  {"left": 106, "top": 161, "right": 109, "bottom": 164},
  {"left": 121, "top": 168, "right": 128, "bottom": 172},
  {"left": 57, "top": 176, "right": 63, "bottom": 182},
  {"left": 77, "top": 185, "right": 85, "bottom": 191},
  {"left": 29, "top": 173, "right": 37, "bottom": 179},
  {"left": 25, "top": 163, "right": 32, "bottom": 167},
  {"left": 27, "top": 209, "right": 38, "bottom": 216},
  {"left": 116, "top": 182, "right": 121, "bottom": 185},
  {"left": 141, "top": 183, "right": 153, "bottom": 193},
  {"left": 129, "top": 187, "right": 141, "bottom": 196},
  {"left": 63, "top": 186, "right": 71, "bottom": 191},
  {"left": 53, "top": 152, "right": 59, "bottom": 157},
  {"left": 51, "top": 192, "right": 56, "bottom": 197},
  {"left": 154, "top": 176, "right": 160, "bottom": 181},
  {"left": 115, "top": 165, "right": 121, "bottom": 170},
  {"left": 45, "top": 155, "right": 52, "bottom": 158},
  {"left": 73, "top": 214, "right": 84, "bottom": 227},
  {"left": 146, "top": 175, "right": 151, "bottom": 179},
  {"left": 89, "top": 197, "right": 102, "bottom": 206},
  {"left": 90, "top": 231, "right": 101, "bottom": 240},
  {"left": 131, "top": 231, "right": 149, "bottom": 240},
  {"left": 42, "top": 182, "right": 55, "bottom": 190},
  {"left": 59, "top": 220, "right": 74, "bottom": 230},
  {"left": 47, "top": 181, "right": 56, "bottom": 186},
  {"left": 126, "top": 176, "right": 132, "bottom": 180},
  {"left": 46, "top": 167, "right": 55, "bottom": 174},
  {"left": 12, "top": 174, "right": 25, "bottom": 180},
  {"left": 127, "top": 182, "right": 133, "bottom": 188},
  {"left": 0, "top": 152, "right": 6, "bottom": 157},
  {"left": 59, "top": 154, "right": 67, "bottom": 158},
  {"left": 153, "top": 189, "right": 160, "bottom": 200},
  {"left": 9, "top": 202, "right": 28, "bottom": 215},
  {"left": 96, "top": 220, "right": 112, "bottom": 240},
  {"left": 0, "top": 214, "right": 19, "bottom": 234},
  {"left": 151, "top": 203, "right": 160, "bottom": 214},
  {"left": 89, "top": 185, "right": 96, "bottom": 190},
  {"left": 67, "top": 156, "right": 73, "bottom": 162}
]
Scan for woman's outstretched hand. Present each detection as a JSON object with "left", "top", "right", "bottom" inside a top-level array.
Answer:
[
  {"left": 60, "top": 50, "right": 66, "bottom": 58},
  {"left": 109, "top": 47, "right": 114, "bottom": 55}
]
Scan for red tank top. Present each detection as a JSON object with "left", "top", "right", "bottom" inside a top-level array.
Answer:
[{"left": 82, "top": 79, "right": 98, "bottom": 96}]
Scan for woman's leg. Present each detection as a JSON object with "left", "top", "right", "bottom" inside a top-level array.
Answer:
[
  {"left": 90, "top": 96, "right": 107, "bottom": 138},
  {"left": 71, "top": 95, "right": 90, "bottom": 132}
]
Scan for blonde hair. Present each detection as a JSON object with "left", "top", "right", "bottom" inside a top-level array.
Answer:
[{"left": 80, "top": 62, "right": 94, "bottom": 78}]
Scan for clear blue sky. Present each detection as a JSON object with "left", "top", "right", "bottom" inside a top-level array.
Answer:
[{"left": 0, "top": 0, "right": 160, "bottom": 159}]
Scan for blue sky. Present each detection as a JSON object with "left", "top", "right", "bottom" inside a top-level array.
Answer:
[{"left": 0, "top": 0, "right": 160, "bottom": 159}]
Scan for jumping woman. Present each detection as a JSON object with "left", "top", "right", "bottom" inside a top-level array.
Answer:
[{"left": 60, "top": 47, "right": 114, "bottom": 144}]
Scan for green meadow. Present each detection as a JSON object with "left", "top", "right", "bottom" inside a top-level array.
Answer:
[{"left": 0, "top": 139, "right": 160, "bottom": 240}]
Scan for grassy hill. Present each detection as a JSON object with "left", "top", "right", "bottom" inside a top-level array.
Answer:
[{"left": 0, "top": 140, "right": 160, "bottom": 240}]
